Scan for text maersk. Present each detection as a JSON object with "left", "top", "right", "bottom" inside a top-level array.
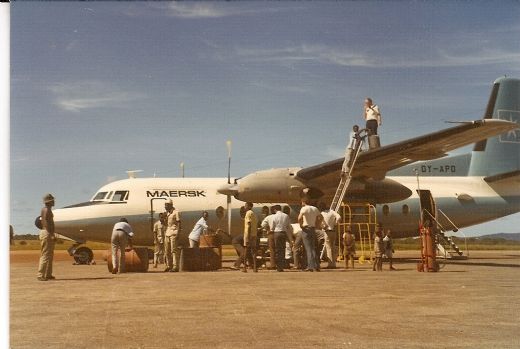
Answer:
[{"left": 146, "top": 190, "right": 206, "bottom": 198}]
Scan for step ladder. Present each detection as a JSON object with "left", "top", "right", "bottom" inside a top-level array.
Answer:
[
  {"left": 423, "top": 209, "right": 467, "bottom": 259},
  {"left": 330, "top": 136, "right": 364, "bottom": 213}
]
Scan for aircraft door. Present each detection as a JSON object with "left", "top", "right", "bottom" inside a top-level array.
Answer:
[{"left": 417, "top": 190, "right": 437, "bottom": 225}]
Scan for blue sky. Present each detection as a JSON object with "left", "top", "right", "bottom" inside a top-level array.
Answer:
[{"left": 10, "top": 1, "right": 520, "bottom": 235}]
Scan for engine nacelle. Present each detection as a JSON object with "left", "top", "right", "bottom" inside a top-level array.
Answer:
[{"left": 235, "top": 167, "right": 317, "bottom": 203}]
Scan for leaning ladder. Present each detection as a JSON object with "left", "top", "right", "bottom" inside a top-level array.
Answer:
[{"left": 330, "top": 137, "right": 364, "bottom": 213}]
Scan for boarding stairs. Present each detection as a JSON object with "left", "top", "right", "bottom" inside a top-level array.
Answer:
[
  {"left": 423, "top": 209, "right": 468, "bottom": 259},
  {"left": 330, "top": 135, "right": 365, "bottom": 213}
]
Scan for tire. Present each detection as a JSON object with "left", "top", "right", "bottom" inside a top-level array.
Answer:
[{"left": 73, "top": 246, "right": 94, "bottom": 265}]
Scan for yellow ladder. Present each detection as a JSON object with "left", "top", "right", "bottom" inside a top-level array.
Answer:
[{"left": 338, "top": 203, "right": 377, "bottom": 264}]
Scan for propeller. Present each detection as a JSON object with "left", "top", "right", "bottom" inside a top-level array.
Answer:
[{"left": 226, "top": 140, "right": 232, "bottom": 238}]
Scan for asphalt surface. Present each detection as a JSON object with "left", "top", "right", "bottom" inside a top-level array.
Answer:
[{"left": 10, "top": 250, "right": 520, "bottom": 349}]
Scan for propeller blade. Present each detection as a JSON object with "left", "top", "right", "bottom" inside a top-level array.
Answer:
[{"left": 227, "top": 195, "right": 232, "bottom": 237}]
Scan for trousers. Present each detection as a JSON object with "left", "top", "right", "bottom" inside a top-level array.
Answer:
[
  {"left": 267, "top": 232, "right": 276, "bottom": 268},
  {"left": 111, "top": 229, "right": 127, "bottom": 273},
  {"left": 324, "top": 230, "right": 337, "bottom": 267},
  {"left": 38, "top": 230, "right": 55, "bottom": 278},
  {"left": 273, "top": 231, "right": 287, "bottom": 271},
  {"left": 302, "top": 227, "right": 318, "bottom": 270},
  {"left": 366, "top": 119, "right": 378, "bottom": 135},
  {"left": 164, "top": 234, "right": 179, "bottom": 270},
  {"left": 292, "top": 232, "right": 304, "bottom": 269}
]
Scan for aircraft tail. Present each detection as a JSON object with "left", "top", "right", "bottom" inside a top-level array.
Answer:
[{"left": 468, "top": 77, "right": 520, "bottom": 177}]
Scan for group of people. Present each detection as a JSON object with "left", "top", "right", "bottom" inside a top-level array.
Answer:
[
  {"left": 228, "top": 199, "right": 396, "bottom": 273},
  {"left": 148, "top": 199, "right": 222, "bottom": 272},
  {"left": 36, "top": 96, "right": 385, "bottom": 280}
]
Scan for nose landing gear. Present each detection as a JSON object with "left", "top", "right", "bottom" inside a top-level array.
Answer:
[{"left": 68, "top": 244, "right": 94, "bottom": 265}]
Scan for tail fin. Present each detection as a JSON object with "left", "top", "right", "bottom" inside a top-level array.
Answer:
[{"left": 468, "top": 77, "right": 520, "bottom": 176}]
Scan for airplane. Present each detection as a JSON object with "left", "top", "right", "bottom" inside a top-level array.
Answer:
[{"left": 51, "top": 76, "right": 520, "bottom": 264}]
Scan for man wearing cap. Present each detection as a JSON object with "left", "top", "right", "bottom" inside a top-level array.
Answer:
[
  {"left": 37, "top": 193, "right": 56, "bottom": 281},
  {"left": 164, "top": 199, "right": 181, "bottom": 272},
  {"left": 111, "top": 218, "right": 134, "bottom": 274}
]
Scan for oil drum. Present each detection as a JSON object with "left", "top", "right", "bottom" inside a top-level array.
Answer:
[{"left": 107, "top": 247, "right": 149, "bottom": 273}]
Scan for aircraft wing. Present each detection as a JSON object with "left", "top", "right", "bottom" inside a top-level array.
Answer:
[{"left": 296, "top": 119, "right": 518, "bottom": 186}]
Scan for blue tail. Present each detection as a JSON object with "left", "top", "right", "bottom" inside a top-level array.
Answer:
[{"left": 468, "top": 77, "right": 520, "bottom": 177}]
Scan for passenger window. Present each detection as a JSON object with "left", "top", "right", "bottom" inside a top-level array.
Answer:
[
  {"left": 382, "top": 205, "right": 390, "bottom": 216},
  {"left": 93, "top": 192, "right": 107, "bottom": 201},
  {"left": 402, "top": 204, "right": 410, "bottom": 215},
  {"left": 112, "top": 190, "right": 129, "bottom": 201}
]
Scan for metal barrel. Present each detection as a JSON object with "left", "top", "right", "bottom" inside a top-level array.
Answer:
[{"left": 107, "top": 247, "right": 149, "bottom": 273}]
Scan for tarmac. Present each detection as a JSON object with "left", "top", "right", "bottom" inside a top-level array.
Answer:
[{"left": 10, "top": 250, "right": 520, "bottom": 349}]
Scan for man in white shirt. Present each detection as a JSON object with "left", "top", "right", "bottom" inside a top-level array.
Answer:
[
  {"left": 188, "top": 211, "right": 212, "bottom": 248},
  {"left": 363, "top": 97, "right": 382, "bottom": 136},
  {"left": 270, "top": 205, "right": 294, "bottom": 272},
  {"left": 260, "top": 207, "right": 277, "bottom": 269},
  {"left": 111, "top": 218, "right": 134, "bottom": 274},
  {"left": 298, "top": 198, "right": 323, "bottom": 272},
  {"left": 320, "top": 204, "right": 341, "bottom": 269}
]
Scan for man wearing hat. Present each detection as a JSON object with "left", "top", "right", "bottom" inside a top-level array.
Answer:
[
  {"left": 111, "top": 218, "right": 134, "bottom": 274},
  {"left": 164, "top": 199, "right": 181, "bottom": 272},
  {"left": 38, "top": 193, "right": 56, "bottom": 281}
]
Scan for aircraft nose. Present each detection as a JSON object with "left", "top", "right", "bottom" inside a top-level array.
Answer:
[{"left": 217, "top": 183, "right": 239, "bottom": 196}]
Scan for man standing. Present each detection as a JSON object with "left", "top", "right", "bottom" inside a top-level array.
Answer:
[
  {"left": 37, "top": 194, "right": 56, "bottom": 281},
  {"left": 320, "top": 203, "right": 341, "bottom": 269},
  {"left": 164, "top": 199, "right": 181, "bottom": 272},
  {"left": 343, "top": 226, "right": 356, "bottom": 269},
  {"left": 153, "top": 213, "right": 165, "bottom": 268},
  {"left": 363, "top": 97, "right": 382, "bottom": 136},
  {"left": 383, "top": 229, "right": 396, "bottom": 270},
  {"left": 260, "top": 207, "right": 276, "bottom": 269},
  {"left": 372, "top": 226, "right": 383, "bottom": 272},
  {"left": 271, "top": 205, "right": 293, "bottom": 272},
  {"left": 188, "top": 211, "right": 212, "bottom": 248},
  {"left": 243, "top": 202, "right": 258, "bottom": 273},
  {"left": 111, "top": 218, "right": 134, "bottom": 274},
  {"left": 298, "top": 198, "right": 323, "bottom": 272}
]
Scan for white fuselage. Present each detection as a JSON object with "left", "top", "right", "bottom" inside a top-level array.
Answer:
[{"left": 53, "top": 175, "right": 520, "bottom": 245}]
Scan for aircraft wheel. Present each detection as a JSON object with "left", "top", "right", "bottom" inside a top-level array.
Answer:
[{"left": 74, "top": 246, "right": 94, "bottom": 265}]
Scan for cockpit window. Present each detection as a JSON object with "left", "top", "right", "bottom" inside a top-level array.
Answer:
[
  {"left": 92, "top": 192, "right": 108, "bottom": 201},
  {"left": 112, "top": 190, "right": 129, "bottom": 201}
]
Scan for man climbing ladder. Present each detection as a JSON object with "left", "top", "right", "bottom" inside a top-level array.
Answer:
[{"left": 330, "top": 126, "right": 366, "bottom": 213}]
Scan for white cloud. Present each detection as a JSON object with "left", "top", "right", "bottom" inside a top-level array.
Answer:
[
  {"left": 49, "top": 81, "right": 144, "bottom": 113},
  {"left": 143, "top": 2, "right": 296, "bottom": 19},
  {"left": 164, "top": 3, "right": 232, "bottom": 18},
  {"left": 233, "top": 43, "right": 520, "bottom": 69}
]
